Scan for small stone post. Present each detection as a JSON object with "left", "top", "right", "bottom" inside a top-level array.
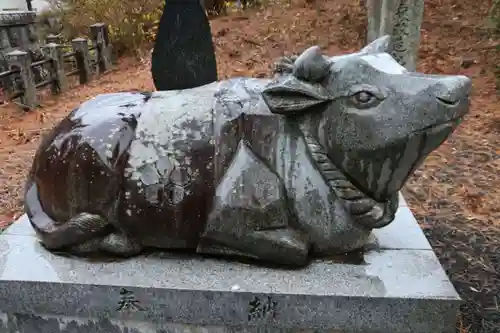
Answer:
[
  {"left": 43, "top": 43, "right": 68, "bottom": 94},
  {"left": 71, "top": 38, "right": 91, "bottom": 85},
  {"left": 366, "top": 0, "right": 425, "bottom": 71},
  {"left": 46, "top": 34, "right": 61, "bottom": 44},
  {"left": 90, "top": 23, "right": 112, "bottom": 74},
  {"left": 0, "top": 28, "right": 11, "bottom": 49},
  {"left": 6, "top": 50, "right": 36, "bottom": 109}
]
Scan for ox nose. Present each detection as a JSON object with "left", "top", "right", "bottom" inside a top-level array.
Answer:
[{"left": 434, "top": 75, "right": 472, "bottom": 106}]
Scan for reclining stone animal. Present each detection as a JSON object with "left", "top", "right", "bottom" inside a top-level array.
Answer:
[{"left": 24, "top": 36, "right": 471, "bottom": 267}]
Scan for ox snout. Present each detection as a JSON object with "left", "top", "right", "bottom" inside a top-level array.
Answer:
[{"left": 434, "top": 75, "right": 471, "bottom": 118}]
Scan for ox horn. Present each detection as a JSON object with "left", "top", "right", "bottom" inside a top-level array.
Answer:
[{"left": 292, "top": 46, "right": 331, "bottom": 83}]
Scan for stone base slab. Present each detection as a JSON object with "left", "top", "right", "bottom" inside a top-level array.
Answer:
[{"left": 0, "top": 194, "right": 460, "bottom": 333}]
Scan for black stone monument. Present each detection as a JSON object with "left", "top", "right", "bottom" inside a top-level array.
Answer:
[{"left": 151, "top": 0, "right": 218, "bottom": 91}]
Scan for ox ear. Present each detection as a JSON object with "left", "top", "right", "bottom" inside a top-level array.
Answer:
[
  {"left": 360, "top": 35, "right": 391, "bottom": 54},
  {"left": 262, "top": 75, "right": 330, "bottom": 115}
]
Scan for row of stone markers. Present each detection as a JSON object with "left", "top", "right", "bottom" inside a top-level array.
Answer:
[{"left": 0, "top": 23, "right": 112, "bottom": 110}]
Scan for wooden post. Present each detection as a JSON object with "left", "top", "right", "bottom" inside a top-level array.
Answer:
[
  {"left": 71, "top": 38, "right": 91, "bottom": 85},
  {"left": 90, "top": 23, "right": 112, "bottom": 74},
  {"left": 6, "top": 49, "right": 36, "bottom": 110},
  {"left": 43, "top": 42, "right": 68, "bottom": 94}
]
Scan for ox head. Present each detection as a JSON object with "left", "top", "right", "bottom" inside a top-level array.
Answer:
[{"left": 262, "top": 36, "right": 471, "bottom": 202}]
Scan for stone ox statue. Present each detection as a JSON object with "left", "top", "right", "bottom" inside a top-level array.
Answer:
[{"left": 25, "top": 36, "right": 471, "bottom": 267}]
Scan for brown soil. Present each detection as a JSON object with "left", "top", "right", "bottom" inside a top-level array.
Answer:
[{"left": 0, "top": 0, "right": 499, "bottom": 332}]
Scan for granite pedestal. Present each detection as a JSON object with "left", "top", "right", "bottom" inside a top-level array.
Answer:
[{"left": 0, "top": 194, "right": 460, "bottom": 333}]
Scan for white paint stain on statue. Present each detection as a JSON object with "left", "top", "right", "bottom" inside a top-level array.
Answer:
[{"left": 124, "top": 82, "right": 219, "bottom": 203}]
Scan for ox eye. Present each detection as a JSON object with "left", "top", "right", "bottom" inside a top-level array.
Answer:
[
  {"left": 351, "top": 91, "right": 378, "bottom": 106},
  {"left": 355, "top": 92, "right": 373, "bottom": 103}
]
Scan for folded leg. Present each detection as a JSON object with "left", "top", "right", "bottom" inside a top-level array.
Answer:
[
  {"left": 197, "top": 141, "right": 309, "bottom": 266},
  {"left": 67, "top": 231, "right": 142, "bottom": 257}
]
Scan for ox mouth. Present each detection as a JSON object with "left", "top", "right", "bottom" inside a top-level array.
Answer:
[
  {"left": 436, "top": 97, "right": 460, "bottom": 107},
  {"left": 412, "top": 117, "right": 462, "bottom": 136}
]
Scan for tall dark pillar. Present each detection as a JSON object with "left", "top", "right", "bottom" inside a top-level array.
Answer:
[{"left": 151, "top": 0, "right": 218, "bottom": 91}]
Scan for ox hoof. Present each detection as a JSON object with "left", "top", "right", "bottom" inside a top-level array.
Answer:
[
  {"left": 198, "top": 228, "right": 310, "bottom": 267},
  {"left": 66, "top": 232, "right": 142, "bottom": 258}
]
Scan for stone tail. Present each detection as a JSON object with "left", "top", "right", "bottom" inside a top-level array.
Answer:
[{"left": 24, "top": 181, "right": 111, "bottom": 250}]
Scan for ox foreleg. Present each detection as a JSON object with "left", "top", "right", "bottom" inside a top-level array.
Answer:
[{"left": 197, "top": 140, "right": 309, "bottom": 266}]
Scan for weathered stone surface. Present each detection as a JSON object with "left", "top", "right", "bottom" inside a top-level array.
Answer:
[
  {"left": 0, "top": 211, "right": 460, "bottom": 333},
  {"left": 151, "top": 0, "right": 217, "bottom": 91},
  {"left": 25, "top": 36, "right": 471, "bottom": 266}
]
